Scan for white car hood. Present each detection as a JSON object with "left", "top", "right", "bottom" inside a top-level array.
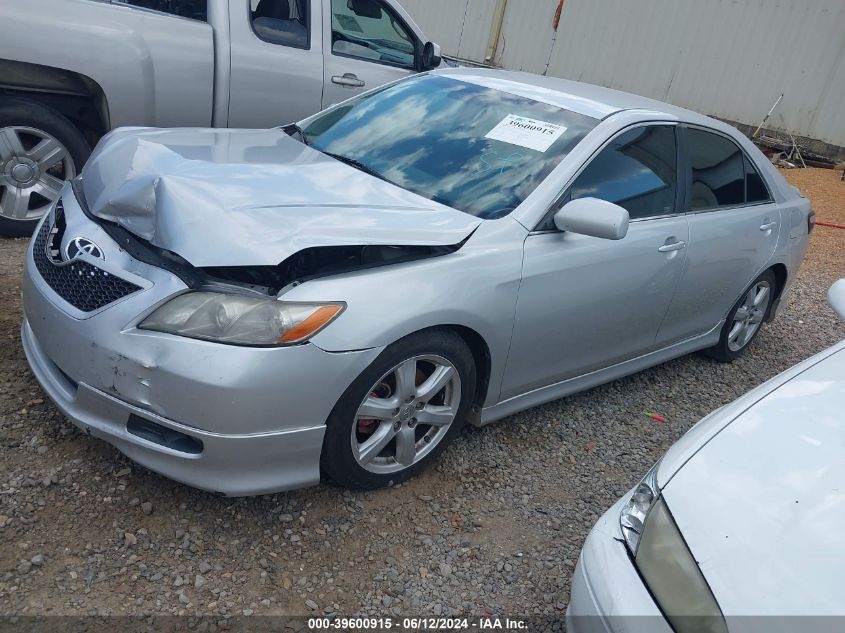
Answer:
[
  {"left": 660, "top": 342, "right": 845, "bottom": 617},
  {"left": 80, "top": 128, "right": 481, "bottom": 267}
]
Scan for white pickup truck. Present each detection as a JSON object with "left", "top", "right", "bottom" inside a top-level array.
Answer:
[{"left": 0, "top": 0, "right": 442, "bottom": 236}]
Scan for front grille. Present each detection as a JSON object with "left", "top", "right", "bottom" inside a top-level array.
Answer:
[{"left": 32, "top": 203, "right": 142, "bottom": 312}]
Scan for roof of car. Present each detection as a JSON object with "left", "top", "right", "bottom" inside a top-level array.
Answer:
[{"left": 436, "top": 67, "right": 721, "bottom": 128}]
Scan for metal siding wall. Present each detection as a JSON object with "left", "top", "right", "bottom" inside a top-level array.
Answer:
[
  {"left": 399, "top": 0, "right": 845, "bottom": 147},
  {"left": 398, "top": 0, "right": 469, "bottom": 55},
  {"left": 496, "top": 0, "right": 558, "bottom": 72},
  {"left": 456, "top": 0, "right": 500, "bottom": 61},
  {"left": 398, "top": 0, "right": 497, "bottom": 62}
]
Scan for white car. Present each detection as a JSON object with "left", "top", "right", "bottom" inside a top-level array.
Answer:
[{"left": 567, "top": 280, "right": 845, "bottom": 633}]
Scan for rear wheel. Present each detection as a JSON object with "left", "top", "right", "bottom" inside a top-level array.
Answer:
[
  {"left": 0, "top": 99, "right": 91, "bottom": 237},
  {"left": 321, "top": 329, "right": 476, "bottom": 489},
  {"left": 704, "top": 270, "right": 776, "bottom": 363}
]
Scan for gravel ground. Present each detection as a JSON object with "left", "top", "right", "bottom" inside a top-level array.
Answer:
[{"left": 1, "top": 168, "right": 844, "bottom": 622}]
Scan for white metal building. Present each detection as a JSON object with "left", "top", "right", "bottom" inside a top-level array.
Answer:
[{"left": 400, "top": 0, "right": 845, "bottom": 157}]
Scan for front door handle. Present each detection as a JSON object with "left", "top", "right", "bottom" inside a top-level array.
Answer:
[
  {"left": 332, "top": 73, "right": 365, "bottom": 88},
  {"left": 760, "top": 221, "right": 778, "bottom": 232},
  {"left": 658, "top": 240, "right": 687, "bottom": 253}
]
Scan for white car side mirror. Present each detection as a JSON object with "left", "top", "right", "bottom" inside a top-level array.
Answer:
[
  {"left": 828, "top": 279, "right": 845, "bottom": 320},
  {"left": 554, "top": 197, "right": 630, "bottom": 240},
  {"left": 422, "top": 41, "right": 442, "bottom": 70}
]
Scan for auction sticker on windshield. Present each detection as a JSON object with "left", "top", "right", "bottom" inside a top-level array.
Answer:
[{"left": 485, "top": 114, "right": 568, "bottom": 152}]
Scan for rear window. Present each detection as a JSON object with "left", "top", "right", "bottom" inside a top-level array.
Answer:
[
  {"left": 250, "top": 0, "right": 309, "bottom": 49},
  {"left": 301, "top": 74, "right": 598, "bottom": 219},
  {"left": 113, "top": 0, "right": 207, "bottom": 21},
  {"left": 745, "top": 155, "right": 772, "bottom": 203}
]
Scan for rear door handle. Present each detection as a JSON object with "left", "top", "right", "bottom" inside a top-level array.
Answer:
[
  {"left": 332, "top": 73, "right": 365, "bottom": 88},
  {"left": 658, "top": 240, "right": 687, "bottom": 253},
  {"left": 760, "top": 221, "right": 778, "bottom": 232}
]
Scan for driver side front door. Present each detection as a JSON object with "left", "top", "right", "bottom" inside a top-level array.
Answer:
[
  {"left": 322, "top": 0, "right": 418, "bottom": 108},
  {"left": 500, "top": 124, "right": 690, "bottom": 400}
]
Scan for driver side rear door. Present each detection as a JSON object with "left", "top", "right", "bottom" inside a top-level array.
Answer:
[{"left": 322, "top": 0, "right": 418, "bottom": 108}]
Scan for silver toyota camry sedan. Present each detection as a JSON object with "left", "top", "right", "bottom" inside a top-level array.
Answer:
[{"left": 21, "top": 68, "right": 812, "bottom": 495}]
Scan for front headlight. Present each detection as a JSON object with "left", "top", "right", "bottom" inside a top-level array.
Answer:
[
  {"left": 621, "top": 466, "right": 727, "bottom": 633},
  {"left": 620, "top": 461, "right": 660, "bottom": 553},
  {"left": 139, "top": 292, "right": 344, "bottom": 346}
]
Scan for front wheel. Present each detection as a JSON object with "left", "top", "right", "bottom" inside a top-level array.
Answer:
[
  {"left": 0, "top": 99, "right": 91, "bottom": 237},
  {"left": 704, "top": 270, "right": 776, "bottom": 363},
  {"left": 321, "top": 329, "right": 476, "bottom": 489}
]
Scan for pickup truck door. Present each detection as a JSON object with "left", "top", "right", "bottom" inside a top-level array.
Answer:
[
  {"left": 228, "top": 0, "right": 324, "bottom": 127},
  {"left": 322, "top": 0, "right": 418, "bottom": 108}
]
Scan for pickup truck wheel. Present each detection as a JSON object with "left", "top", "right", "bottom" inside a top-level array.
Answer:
[{"left": 0, "top": 99, "right": 91, "bottom": 237}]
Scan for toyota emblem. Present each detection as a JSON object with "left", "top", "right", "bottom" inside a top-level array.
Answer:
[{"left": 65, "top": 237, "right": 105, "bottom": 261}]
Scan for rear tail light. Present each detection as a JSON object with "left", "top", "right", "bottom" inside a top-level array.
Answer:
[{"left": 808, "top": 210, "right": 816, "bottom": 234}]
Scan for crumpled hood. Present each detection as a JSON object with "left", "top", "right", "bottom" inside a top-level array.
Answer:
[
  {"left": 81, "top": 127, "right": 481, "bottom": 267},
  {"left": 660, "top": 344, "right": 845, "bottom": 616}
]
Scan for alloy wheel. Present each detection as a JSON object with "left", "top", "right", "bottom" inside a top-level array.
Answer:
[
  {"left": 0, "top": 126, "right": 74, "bottom": 222},
  {"left": 351, "top": 354, "right": 462, "bottom": 475},
  {"left": 727, "top": 281, "right": 771, "bottom": 352}
]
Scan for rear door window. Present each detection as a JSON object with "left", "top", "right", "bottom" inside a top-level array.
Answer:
[
  {"left": 686, "top": 128, "right": 746, "bottom": 210},
  {"left": 112, "top": 0, "right": 207, "bottom": 21},
  {"left": 250, "top": 0, "right": 310, "bottom": 49}
]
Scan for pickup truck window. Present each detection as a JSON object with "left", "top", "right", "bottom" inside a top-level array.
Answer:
[
  {"left": 250, "top": 0, "right": 309, "bottom": 49},
  {"left": 302, "top": 74, "right": 599, "bottom": 219},
  {"left": 112, "top": 0, "right": 207, "bottom": 21},
  {"left": 331, "top": 0, "right": 415, "bottom": 69}
]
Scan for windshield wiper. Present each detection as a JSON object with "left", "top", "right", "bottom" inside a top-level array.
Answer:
[{"left": 320, "top": 151, "right": 388, "bottom": 182}]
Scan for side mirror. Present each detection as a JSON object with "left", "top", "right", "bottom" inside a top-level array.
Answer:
[
  {"left": 554, "top": 198, "right": 630, "bottom": 240},
  {"left": 347, "top": 0, "right": 382, "bottom": 19},
  {"left": 829, "top": 279, "right": 845, "bottom": 320},
  {"left": 422, "top": 41, "right": 442, "bottom": 70}
]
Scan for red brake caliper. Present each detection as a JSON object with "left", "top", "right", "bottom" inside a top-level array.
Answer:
[{"left": 358, "top": 383, "right": 390, "bottom": 434}]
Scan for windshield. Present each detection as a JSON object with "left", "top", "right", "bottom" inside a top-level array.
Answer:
[{"left": 302, "top": 75, "right": 598, "bottom": 219}]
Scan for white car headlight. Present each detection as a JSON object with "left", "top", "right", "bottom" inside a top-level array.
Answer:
[
  {"left": 619, "top": 461, "right": 660, "bottom": 553},
  {"left": 621, "top": 465, "right": 727, "bottom": 633},
  {"left": 139, "top": 292, "right": 344, "bottom": 346}
]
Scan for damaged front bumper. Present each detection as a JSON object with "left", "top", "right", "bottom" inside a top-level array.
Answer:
[
  {"left": 21, "top": 319, "right": 328, "bottom": 496},
  {"left": 20, "top": 189, "right": 384, "bottom": 495}
]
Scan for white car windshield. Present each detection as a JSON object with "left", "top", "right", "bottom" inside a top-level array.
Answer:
[{"left": 302, "top": 75, "right": 599, "bottom": 219}]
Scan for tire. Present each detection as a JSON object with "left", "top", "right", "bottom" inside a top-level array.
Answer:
[
  {"left": 321, "top": 329, "right": 476, "bottom": 490},
  {"left": 0, "top": 98, "right": 91, "bottom": 237},
  {"left": 704, "top": 269, "right": 777, "bottom": 363}
]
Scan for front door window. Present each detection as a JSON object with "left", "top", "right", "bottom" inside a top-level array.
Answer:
[
  {"left": 330, "top": 0, "right": 415, "bottom": 68},
  {"left": 570, "top": 125, "right": 678, "bottom": 219}
]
